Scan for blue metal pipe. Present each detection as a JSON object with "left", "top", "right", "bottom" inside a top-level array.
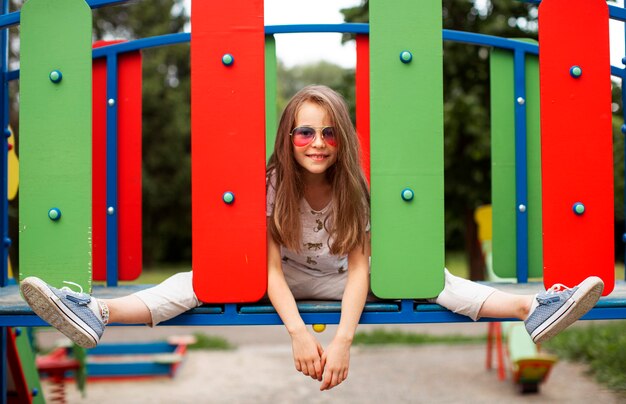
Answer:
[
  {"left": 0, "top": 0, "right": 7, "bottom": 289},
  {"left": 105, "top": 54, "right": 119, "bottom": 287},
  {"left": 514, "top": 49, "right": 529, "bottom": 283}
]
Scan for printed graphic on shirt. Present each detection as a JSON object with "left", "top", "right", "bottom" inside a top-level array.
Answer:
[
  {"left": 305, "top": 242, "right": 323, "bottom": 251},
  {"left": 314, "top": 218, "right": 323, "bottom": 232}
]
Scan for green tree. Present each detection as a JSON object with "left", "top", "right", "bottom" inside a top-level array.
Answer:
[
  {"left": 92, "top": 1, "right": 191, "bottom": 265},
  {"left": 277, "top": 60, "right": 355, "bottom": 121}
]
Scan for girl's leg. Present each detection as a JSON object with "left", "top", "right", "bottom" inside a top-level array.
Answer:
[
  {"left": 116, "top": 271, "right": 201, "bottom": 326},
  {"left": 433, "top": 269, "right": 604, "bottom": 343},
  {"left": 21, "top": 271, "right": 200, "bottom": 348},
  {"left": 477, "top": 290, "right": 533, "bottom": 320},
  {"left": 432, "top": 268, "right": 529, "bottom": 321}
]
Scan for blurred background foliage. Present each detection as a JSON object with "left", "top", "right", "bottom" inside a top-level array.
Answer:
[{"left": 6, "top": 0, "right": 625, "bottom": 272}]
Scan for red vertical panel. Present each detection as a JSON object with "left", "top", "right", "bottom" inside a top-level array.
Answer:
[
  {"left": 92, "top": 40, "right": 143, "bottom": 281},
  {"left": 191, "top": 0, "right": 267, "bottom": 302},
  {"left": 92, "top": 51, "right": 107, "bottom": 281},
  {"left": 539, "top": 0, "right": 614, "bottom": 294},
  {"left": 356, "top": 34, "right": 370, "bottom": 182},
  {"left": 117, "top": 49, "right": 143, "bottom": 281}
]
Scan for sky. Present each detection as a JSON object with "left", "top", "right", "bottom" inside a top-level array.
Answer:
[{"left": 184, "top": 0, "right": 626, "bottom": 70}]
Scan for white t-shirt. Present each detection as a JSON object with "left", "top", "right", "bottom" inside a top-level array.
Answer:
[{"left": 266, "top": 174, "right": 348, "bottom": 278}]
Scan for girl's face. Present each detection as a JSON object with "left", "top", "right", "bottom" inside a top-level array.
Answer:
[{"left": 292, "top": 101, "right": 338, "bottom": 180}]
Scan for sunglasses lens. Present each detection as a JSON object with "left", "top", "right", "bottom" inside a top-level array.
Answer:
[
  {"left": 292, "top": 127, "right": 315, "bottom": 146},
  {"left": 322, "top": 127, "right": 337, "bottom": 146}
]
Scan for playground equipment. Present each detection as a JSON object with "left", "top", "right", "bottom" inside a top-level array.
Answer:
[
  {"left": 38, "top": 335, "right": 192, "bottom": 380},
  {"left": 2, "top": 0, "right": 626, "bottom": 401},
  {"left": 477, "top": 205, "right": 558, "bottom": 393}
]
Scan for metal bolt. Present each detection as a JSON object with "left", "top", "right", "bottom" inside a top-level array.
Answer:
[
  {"left": 569, "top": 65, "right": 582, "bottom": 78},
  {"left": 107, "top": 206, "right": 115, "bottom": 215},
  {"left": 573, "top": 202, "right": 585, "bottom": 215},
  {"left": 48, "top": 208, "right": 61, "bottom": 221},
  {"left": 108, "top": 98, "right": 115, "bottom": 107},
  {"left": 223, "top": 191, "right": 235, "bottom": 204},
  {"left": 49, "top": 70, "right": 62, "bottom": 83},
  {"left": 517, "top": 97, "right": 525, "bottom": 105},
  {"left": 401, "top": 188, "right": 414, "bottom": 202},
  {"left": 399, "top": 50, "right": 413, "bottom": 64},
  {"left": 222, "top": 54, "right": 234, "bottom": 66},
  {"left": 518, "top": 204, "right": 526, "bottom": 213}
]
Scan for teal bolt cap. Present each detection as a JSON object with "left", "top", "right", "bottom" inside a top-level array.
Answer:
[
  {"left": 222, "top": 54, "right": 234, "bottom": 66},
  {"left": 621, "top": 124, "right": 626, "bottom": 135},
  {"left": 223, "top": 191, "right": 235, "bottom": 204},
  {"left": 399, "top": 51, "right": 413, "bottom": 64},
  {"left": 49, "top": 70, "right": 62, "bottom": 83},
  {"left": 573, "top": 202, "right": 585, "bottom": 215},
  {"left": 48, "top": 207, "right": 61, "bottom": 221},
  {"left": 401, "top": 188, "right": 414, "bottom": 202},
  {"left": 569, "top": 65, "right": 582, "bottom": 78}
]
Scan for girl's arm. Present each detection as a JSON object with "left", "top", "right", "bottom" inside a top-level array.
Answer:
[
  {"left": 266, "top": 223, "right": 324, "bottom": 381},
  {"left": 320, "top": 234, "right": 370, "bottom": 391}
]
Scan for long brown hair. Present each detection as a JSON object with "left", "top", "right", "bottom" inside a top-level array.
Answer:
[{"left": 267, "top": 85, "right": 370, "bottom": 256}]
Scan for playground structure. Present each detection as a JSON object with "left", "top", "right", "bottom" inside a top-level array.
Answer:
[{"left": 2, "top": 0, "right": 626, "bottom": 400}]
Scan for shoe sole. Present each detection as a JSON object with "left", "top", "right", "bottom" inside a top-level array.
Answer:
[
  {"left": 531, "top": 276, "right": 604, "bottom": 344},
  {"left": 20, "top": 277, "right": 99, "bottom": 348}
]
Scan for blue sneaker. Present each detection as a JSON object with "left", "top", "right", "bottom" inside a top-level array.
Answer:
[
  {"left": 525, "top": 276, "right": 604, "bottom": 343},
  {"left": 20, "top": 277, "right": 105, "bottom": 348}
]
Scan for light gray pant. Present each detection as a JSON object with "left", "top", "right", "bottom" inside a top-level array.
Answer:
[{"left": 134, "top": 269, "right": 496, "bottom": 326}]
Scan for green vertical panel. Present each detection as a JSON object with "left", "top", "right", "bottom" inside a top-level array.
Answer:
[
  {"left": 19, "top": 0, "right": 92, "bottom": 291},
  {"left": 265, "top": 35, "right": 277, "bottom": 162},
  {"left": 490, "top": 49, "right": 517, "bottom": 278},
  {"left": 370, "top": 0, "right": 444, "bottom": 298},
  {"left": 525, "top": 45, "right": 543, "bottom": 279},
  {"left": 14, "top": 328, "right": 45, "bottom": 404},
  {"left": 490, "top": 43, "right": 542, "bottom": 279}
]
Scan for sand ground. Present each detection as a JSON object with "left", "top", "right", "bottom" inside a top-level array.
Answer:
[{"left": 34, "top": 322, "right": 626, "bottom": 404}]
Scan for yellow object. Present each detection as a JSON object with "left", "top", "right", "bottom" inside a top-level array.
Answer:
[
  {"left": 7, "top": 126, "right": 19, "bottom": 201},
  {"left": 474, "top": 205, "right": 492, "bottom": 243},
  {"left": 312, "top": 324, "right": 326, "bottom": 333}
]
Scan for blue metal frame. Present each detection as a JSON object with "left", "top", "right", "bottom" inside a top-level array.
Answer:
[
  {"left": 3, "top": 298, "right": 626, "bottom": 328},
  {"left": 105, "top": 53, "right": 119, "bottom": 286},
  {"left": 0, "top": 0, "right": 624, "bottom": 325}
]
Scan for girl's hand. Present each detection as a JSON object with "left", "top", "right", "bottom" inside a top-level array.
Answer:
[
  {"left": 290, "top": 328, "right": 324, "bottom": 381},
  {"left": 320, "top": 336, "right": 351, "bottom": 391}
]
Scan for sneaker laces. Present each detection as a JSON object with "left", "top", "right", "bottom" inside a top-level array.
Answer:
[
  {"left": 60, "top": 281, "right": 91, "bottom": 305},
  {"left": 60, "top": 280, "right": 85, "bottom": 295},
  {"left": 546, "top": 283, "right": 569, "bottom": 294},
  {"left": 538, "top": 283, "right": 571, "bottom": 304}
]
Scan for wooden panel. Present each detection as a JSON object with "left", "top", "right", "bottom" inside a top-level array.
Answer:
[
  {"left": 191, "top": 0, "right": 267, "bottom": 302},
  {"left": 490, "top": 45, "right": 542, "bottom": 279},
  {"left": 356, "top": 34, "right": 370, "bottom": 182},
  {"left": 92, "top": 40, "right": 143, "bottom": 282},
  {"left": 265, "top": 35, "right": 277, "bottom": 162},
  {"left": 539, "top": 0, "right": 614, "bottom": 294},
  {"left": 369, "top": 0, "right": 444, "bottom": 298},
  {"left": 19, "top": 0, "right": 92, "bottom": 291}
]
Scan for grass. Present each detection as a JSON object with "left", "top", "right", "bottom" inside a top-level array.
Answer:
[
  {"left": 353, "top": 329, "right": 485, "bottom": 346},
  {"left": 187, "top": 333, "right": 234, "bottom": 351},
  {"left": 544, "top": 321, "right": 626, "bottom": 392}
]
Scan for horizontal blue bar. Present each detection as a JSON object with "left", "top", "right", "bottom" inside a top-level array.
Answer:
[
  {"left": 265, "top": 23, "right": 369, "bottom": 35},
  {"left": 86, "top": 362, "right": 172, "bottom": 377},
  {"left": 3, "top": 304, "right": 625, "bottom": 327},
  {"left": 89, "top": 341, "right": 176, "bottom": 355}
]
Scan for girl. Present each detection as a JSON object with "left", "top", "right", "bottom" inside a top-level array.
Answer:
[{"left": 21, "top": 85, "right": 603, "bottom": 391}]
